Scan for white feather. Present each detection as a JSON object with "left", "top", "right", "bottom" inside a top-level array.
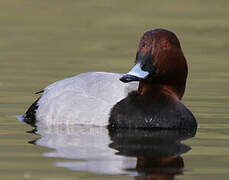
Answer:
[{"left": 36, "top": 72, "right": 138, "bottom": 126}]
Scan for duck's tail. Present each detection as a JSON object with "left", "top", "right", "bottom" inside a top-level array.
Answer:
[{"left": 19, "top": 98, "right": 40, "bottom": 127}]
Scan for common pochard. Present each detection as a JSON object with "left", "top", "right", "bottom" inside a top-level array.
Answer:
[{"left": 22, "top": 28, "right": 197, "bottom": 129}]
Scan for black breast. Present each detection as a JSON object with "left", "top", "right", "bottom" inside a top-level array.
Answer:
[{"left": 108, "top": 91, "right": 197, "bottom": 129}]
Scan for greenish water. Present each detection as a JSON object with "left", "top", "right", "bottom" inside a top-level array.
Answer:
[{"left": 0, "top": 0, "right": 229, "bottom": 179}]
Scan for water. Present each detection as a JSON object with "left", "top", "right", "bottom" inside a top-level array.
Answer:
[{"left": 0, "top": 0, "right": 229, "bottom": 179}]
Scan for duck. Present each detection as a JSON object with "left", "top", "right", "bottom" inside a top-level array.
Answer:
[{"left": 22, "top": 28, "right": 197, "bottom": 129}]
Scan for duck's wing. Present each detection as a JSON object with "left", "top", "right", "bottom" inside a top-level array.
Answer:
[{"left": 24, "top": 72, "right": 138, "bottom": 127}]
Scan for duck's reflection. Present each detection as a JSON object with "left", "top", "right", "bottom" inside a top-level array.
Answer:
[
  {"left": 30, "top": 125, "right": 196, "bottom": 178},
  {"left": 109, "top": 128, "right": 196, "bottom": 179}
]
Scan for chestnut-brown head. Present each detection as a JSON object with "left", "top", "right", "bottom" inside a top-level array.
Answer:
[{"left": 120, "top": 29, "right": 188, "bottom": 99}]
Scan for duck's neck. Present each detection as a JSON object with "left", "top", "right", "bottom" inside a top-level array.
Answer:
[{"left": 138, "top": 81, "right": 185, "bottom": 100}]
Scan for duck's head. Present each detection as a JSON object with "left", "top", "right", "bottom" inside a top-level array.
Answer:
[{"left": 120, "top": 29, "right": 188, "bottom": 99}]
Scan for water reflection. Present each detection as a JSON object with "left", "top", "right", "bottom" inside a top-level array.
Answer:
[
  {"left": 30, "top": 125, "right": 196, "bottom": 178},
  {"left": 109, "top": 128, "right": 196, "bottom": 179}
]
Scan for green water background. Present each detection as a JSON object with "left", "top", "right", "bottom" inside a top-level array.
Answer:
[{"left": 0, "top": 0, "right": 229, "bottom": 179}]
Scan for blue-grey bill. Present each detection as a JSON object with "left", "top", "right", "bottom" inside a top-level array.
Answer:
[
  {"left": 126, "top": 63, "right": 149, "bottom": 79},
  {"left": 120, "top": 63, "right": 149, "bottom": 83}
]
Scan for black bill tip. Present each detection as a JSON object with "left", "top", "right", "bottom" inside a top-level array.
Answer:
[{"left": 119, "top": 74, "right": 142, "bottom": 83}]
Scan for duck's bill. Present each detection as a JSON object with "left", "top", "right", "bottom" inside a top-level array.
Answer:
[{"left": 120, "top": 63, "right": 149, "bottom": 83}]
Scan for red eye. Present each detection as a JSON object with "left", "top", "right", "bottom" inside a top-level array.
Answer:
[{"left": 162, "top": 44, "right": 168, "bottom": 49}]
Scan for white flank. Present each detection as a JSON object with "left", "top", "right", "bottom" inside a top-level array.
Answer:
[{"left": 36, "top": 72, "right": 138, "bottom": 126}]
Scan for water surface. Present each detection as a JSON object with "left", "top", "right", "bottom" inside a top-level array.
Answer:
[{"left": 0, "top": 0, "right": 229, "bottom": 179}]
